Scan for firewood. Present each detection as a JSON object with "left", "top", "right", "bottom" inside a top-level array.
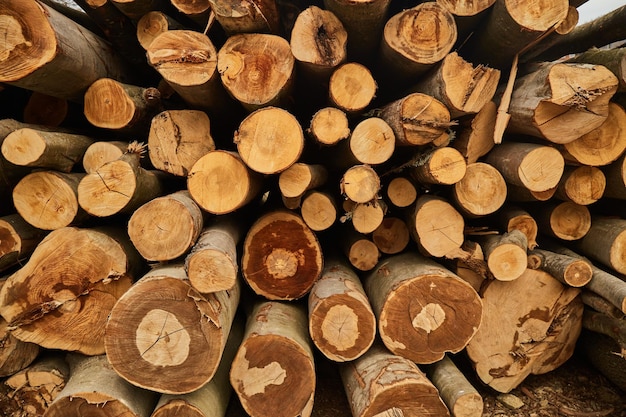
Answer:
[
  {"left": 452, "top": 162, "right": 506, "bottom": 217},
  {"left": 82, "top": 140, "right": 128, "bottom": 173},
  {"left": 307, "top": 107, "right": 350, "bottom": 146},
  {"left": 230, "top": 301, "right": 316, "bottom": 417},
  {"left": 408, "top": 146, "right": 467, "bottom": 186},
  {"left": 328, "top": 62, "right": 377, "bottom": 114},
  {"left": 301, "top": 190, "right": 338, "bottom": 232},
  {"left": 371, "top": 216, "right": 410, "bottom": 255},
  {"left": 0, "top": 226, "right": 138, "bottom": 355},
  {"left": 527, "top": 248, "right": 593, "bottom": 287},
  {"left": 449, "top": 239, "right": 489, "bottom": 291},
  {"left": 13, "top": 171, "right": 87, "bottom": 230},
  {"left": 0, "top": 0, "right": 134, "bottom": 101},
  {"left": 476, "top": 229, "right": 528, "bottom": 282},
  {"left": 581, "top": 291, "right": 624, "bottom": 320},
  {"left": 425, "top": 355, "right": 484, "bottom": 417},
  {"left": 170, "top": 0, "right": 212, "bottom": 28},
  {"left": 364, "top": 252, "right": 483, "bottom": 364},
  {"left": 45, "top": 354, "right": 159, "bottom": 417},
  {"left": 349, "top": 200, "right": 386, "bottom": 235},
  {"left": 497, "top": 205, "right": 538, "bottom": 250},
  {"left": 217, "top": 33, "right": 294, "bottom": 111},
  {"left": 187, "top": 150, "right": 264, "bottom": 215},
  {"left": 385, "top": 176, "right": 417, "bottom": 208},
  {"left": 340, "top": 164, "right": 380, "bottom": 204},
  {"left": 1, "top": 127, "right": 94, "bottom": 172},
  {"left": 105, "top": 264, "right": 240, "bottom": 394},
  {"left": 554, "top": 165, "right": 606, "bottom": 206},
  {"left": 532, "top": 201, "right": 591, "bottom": 241},
  {"left": 278, "top": 162, "right": 328, "bottom": 200},
  {"left": 208, "top": 0, "right": 281, "bottom": 35},
  {"left": 128, "top": 190, "right": 204, "bottom": 262},
  {"left": 308, "top": 257, "right": 376, "bottom": 362},
  {"left": 466, "top": 268, "right": 583, "bottom": 393},
  {"left": 341, "top": 228, "right": 380, "bottom": 272},
  {"left": 136, "top": 11, "right": 184, "bottom": 50},
  {"left": 347, "top": 117, "right": 396, "bottom": 166},
  {"left": 0, "top": 214, "right": 48, "bottom": 273},
  {"left": 241, "top": 210, "right": 323, "bottom": 300},
  {"left": 574, "top": 216, "right": 626, "bottom": 275},
  {"left": 184, "top": 215, "right": 243, "bottom": 294},
  {"left": 452, "top": 101, "right": 497, "bottom": 164}
]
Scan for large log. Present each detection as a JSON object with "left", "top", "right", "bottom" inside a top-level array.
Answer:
[{"left": 105, "top": 264, "right": 240, "bottom": 394}]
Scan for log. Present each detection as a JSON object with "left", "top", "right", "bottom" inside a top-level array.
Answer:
[
  {"left": 451, "top": 105, "right": 497, "bottom": 166},
  {"left": 241, "top": 209, "right": 323, "bottom": 300},
  {"left": 582, "top": 309, "right": 626, "bottom": 353},
  {"left": 385, "top": 176, "right": 417, "bottom": 208},
  {"left": 1, "top": 127, "right": 94, "bottom": 172},
  {"left": 408, "top": 51, "right": 500, "bottom": 118},
  {"left": 170, "top": 0, "right": 212, "bottom": 28},
  {"left": 148, "top": 109, "right": 216, "bottom": 177},
  {"left": 300, "top": 190, "right": 338, "bottom": 232},
  {"left": 437, "top": 0, "right": 495, "bottom": 43},
  {"left": 208, "top": 0, "right": 281, "bottom": 35},
  {"left": 581, "top": 291, "right": 624, "bottom": 320},
  {"left": 0, "top": 226, "right": 138, "bottom": 355},
  {"left": 506, "top": 183, "right": 557, "bottom": 203},
  {"left": 497, "top": 205, "right": 538, "bottom": 250},
  {"left": 567, "top": 47, "right": 626, "bottom": 93},
  {"left": 82, "top": 140, "right": 128, "bottom": 174},
  {"left": 45, "top": 354, "right": 159, "bottom": 417},
  {"left": 105, "top": 264, "right": 240, "bottom": 394},
  {"left": 77, "top": 144, "right": 164, "bottom": 218},
  {"left": 425, "top": 355, "right": 484, "bottom": 417},
  {"left": 308, "top": 257, "right": 376, "bottom": 362},
  {"left": 128, "top": 190, "right": 204, "bottom": 262},
  {"left": 0, "top": 120, "right": 41, "bottom": 206},
  {"left": 452, "top": 162, "right": 506, "bottom": 217},
  {"left": 13, "top": 171, "right": 87, "bottom": 230},
  {"left": 504, "top": 62, "right": 618, "bottom": 144},
  {"left": 136, "top": 11, "right": 184, "bottom": 50},
  {"left": 554, "top": 165, "right": 605, "bottom": 206},
  {"left": 527, "top": 248, "right": 593, "bottom": 287},
  {"left": 349, "top": 200, "right": 386, "bottom": 235},
  {"left": 230, "top": 301, "right": 316, "bottom": 417},
  {"left": 518, "top": 5, "right": 579, "bottom": 64},
  {"left": 307, "top": 107, "right": 350, "bottom": 146},
  {"left": 364, "top": 252, "right": 483, "bottom": 364},
  {"left": 341, "top": 228, "right": 380, "bottom": 272},
  {"left": 484, "top": 142, "right": 564, "bottom": 192},
  {"left": 328, "top": 62, "right": 377, "bottom": 114},
  {"left": 477, "top": 229, "right": 528, "bottom": 282},
  {"left": 187, "top": 150, "right": 264, "bottom": 215},
  {"left": 346, "top": 117, "right": 396, "bottom": 166},
  {"left": 578, "top": 329, "right": 626, "bottom": 393},
  {"left": 340, "top": 164, "right": 380, "bottom": 204},
  {"left": 466, "top": 268, "right": 583, "bottom": 393},
  {"left": 185, "top": 214, "right": 244, "bottom": 294},
  {"left": 531, "top": 201, "right": 591, "bottom": 241},
  {"left": 0, "top": 214, "right": 48, "bottom": 273},
  {"left": 575, "top": 216, "right": 626, "bottom": 275},
  {"left": 278, "top": 162, "right": 328, "bottom": 200},
  {"left": 340, "top": 342, "right": 450, "bottom": 417},
  {"left": 449, "top": 239, "right": 489, "bottom": 291},
  {"left": 217, "top": 33, "right": 295, "bottom": 111},
  {"left": 408, "top": 146, "right": 467, "bottom": 186},
  {"left": 0, "top": 0, "right": 134, "bottom": 101},
  {"left": 371, "top": 216, "right": 410, "bottom": 255},
  {"left": 234, "top": 106, "right": 304, "bottom": 174}
]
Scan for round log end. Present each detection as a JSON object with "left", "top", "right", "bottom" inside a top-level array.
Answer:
[
  {"left": 78, "top": 160, "right": 136, "bottom": 217},
  {"left": 398, "top": 93, "right": 452, "bottom": 146},
  {"left": 350, "top": 118, "right": 396, "bottom": 165},
  {"left": 487, "top": 243, "right": 528, "bottom": 281},
  {"left": 84, "top": 78, "right": 135, "bottom": 130},
  {"left": 1, "top": 128, "right": 45, "bottom": 167},
  {"left": 453, "top": 162, "right": 506, "bottom": 216},
  {"left": 410, "top": 196, "right": 464, "bottom": 258},
  {"left": 308, "top": 107, "right": 350, "bottom": 145},
  {"left": 329, "top": 62, "right": 377, "bottom": 113},
  {"left": 518, "top": 146, "right": 564, "bottom": 192},
  {"left": 564, "top": 260, "right": 593, "bottom": 287},
  {"left": 340, "top": 165, "right": 380, "bottom": 203},
  {"left": 372, "top": 217, "right": 410, "bottom": 255},
  {"left": 346, "top": 237, "right": 380, "bottom": 272},
  {"left": 187, "top": 248, "right": 238, "bottom": 294},
  {"left": 550, "top": 202, "right": 591, "bottom": 241},
  {"left": 301, "top": 191, "right": 337, "bottom": 231},
  {"left": 386, "top": 177, "right": 417, "bottom": 208}
]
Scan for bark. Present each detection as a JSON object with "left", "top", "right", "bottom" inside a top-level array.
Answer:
[
  {"left": 578, "top": 329, "right": 626, "bottom": 393},
  {"left": 426, "top": 355, "right": 484, "bottom": 417},
  {"left": 497, "top": 205, "right": 538, "bottom": 250},
  {"left": 452, "top": 162, "right": 506, "bottom": 217},
  {"left": 301, "top": 190, "right": 338, "bottom": 232},
  {"left": 0, "top": 226, "right": 138, "bottom": 355},
  {"left": 0, "top": 120, "right": 41, "bottom": 205},
  {"left": 128, "top": 190, "right": 204, "bottom": 262},
  {"left": 110, "top": 0, "right": 170, "bottom": 21},
  {"left": 466, "top": 268, "right": 583, "bottom": 393},
  {"left": 554, "top": 165, "right": 605, "bottom": 206},
  {"left": 0, "top": 0, "right": 134, "bottom": 101},
  {"left": 328, "top": 62, "right": 377, "bottom": 114},
  {"left": 241, "top": 210, "right": 323, "bottom": 300},
  {"left": 531, "top": 201, "right": 591, "bottom": 241},
  {"left": 575, "top": 216, "right": 626, "bottom": 275},
  {"left": 371, "top": 217, "right": 410, "bottom": 255},
  {"left": 341, "top": 228, "right": 380, "bottom": 272},
  {"left": 82, "top": 140, "right": 128, "bottom": 173},
  {"left": 308, "top": 258, "right": 376, "bottom": 362},
  {"left": 451, "top": 101, "right": 497, "bottom": 164},
  {"left": 506, "top": 183, "right": 557, "bottom": 203},
  {"left": 208, "top": 0, "right": 281, "bottom": 35},
  {"left": 582, "top": 309, "right": 626, "bottom": 353},
  {"left": 581, "top": 291, "right": 624, "bottom": 320},
  {"left": 230, "top": 301, "right": 316, "bottom": 417},
  {"left": 340, "top": 342, "right": 450, "bottom": 417},
  {"left": 477, "top": 229, "right": 528, "bottom": 282},
  {"left": 527, "top": 248, "right": 593, "bottom": 287},
  {"left": 307, "top": 107, "right": 350, "bottom": 146},
  {"left": 136, "top": 11, "right": 184, "bottom": 50},
  {"left": 0, "top": 214, "right": 48, "bottom": 273},
  {"left": 105, "top": 264, "right": 240, "bottom": 394},
  {"left": 385, "top": 176, "right": 417, "bottom": 208},
  {"left": 364, "top": 252, "right": 483, "bottom": 364},
  {"left": 409, "top": 146, "right": 467, "bottom": 186},
  {"left": 278, "top": 162, "right": 328, "bottom": 199}
]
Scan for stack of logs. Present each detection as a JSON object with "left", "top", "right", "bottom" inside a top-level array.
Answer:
[{"left": 1, "top": 0, "right": 626, "bottom": 416}]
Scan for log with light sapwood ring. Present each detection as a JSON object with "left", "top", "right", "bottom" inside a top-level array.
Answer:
[
  {"left": 477, "top": 230, "right": 528, "bottom": 282},
  {"left": 328, "top": 62, "right": 377, "bottom": 114},
  {"left": 340, "top": 164, "right": 380, "bottom": 204},
  {"left": 308, "top": 258, "right": 376, "bottom": 362},
  {"left": 527, "top": 248, "right": 593, "bottom": 288},
  {"left": 452, "top": 161, "right": 507, "bottom": 217},
  {"left": 241, "top": 210, "right": 323, "bottom": 301},
  {"left": 234, "top": 106, "right": 304, "bottom": 175},
  {"left": 230, "top": 301, "right": 316, "bottom": 417},
  {"left": 307, "top": 106, "right": 350, "bottom": 146},
  {"left": 105, "top": 264, "right": 240, "bottom": 394},
  {"left": 364, "top": 252, "right": 483, "bottom": 364}
]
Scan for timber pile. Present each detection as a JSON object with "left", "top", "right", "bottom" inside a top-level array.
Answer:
[{"left": 1, "top": 0, "right": 626, "bottom": 416}]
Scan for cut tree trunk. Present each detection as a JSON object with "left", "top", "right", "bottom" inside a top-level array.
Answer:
[
  {"left": 554, "top": 165, "right": 605, "bottom": 206},
  {"left": 348, "top": 200, "right": 386, "bottom": 235},
  {"left": 170, "top": 0, "right": 212, "bottom": 28},
  {"left": 0, "top": 0, "right": 134, "bottom": 101},
  {"left": 527, "top": 248, "right": 593, "bottom": 287},
  {"left": 340, "top": 342, "right": 450, "bottom": 417},
  {"left": 0, "top": 214, "right": 48, "bottom": 273},
  {"left": 278, "top": 162, "right": 328, "bottom": 200},
  {"left": 519, "top": 5, "right": 579, "bottom": 64},
  {"left": 128, "top": 190, "right": 204, "bottom": 262},
  {"left": 241, "top": 210, "right": 323, "bottom": 300},
  {"left": 436, "top": 0, "right": 495, "bottom": 44},
  {"left": 345, "top": 117, "right": 396, "bottom": 166},
  {"left": 385, "top": 176, "right": 417, "bottom": 208},
  {"left": 531, "top": 201, "right": 591, "bottom": 241},
  {"left": 0, "top": 226, "right": 138, "bottom": 355},
  {"left": 104, "top": 264, "right": 240, "bottom": 394},
  {"left": 575, "top": 216, "right": 626, "bottom": 275},
  {"left": 328, "top": 62, "right": 377, "bottom": 114},
  {"left": 340, "top": 164, "right": 380, "bottom": 204},
  {"left": 371, "top": 216, "right": 410, "bottom": 255},
  {"left": 476, "top": 229, "right": 528, "bottom": 282},
  {"left": 307, "top": 107, "right": 350, "bottom": 146},
  {"left": 300, "top": 190, "right": 338, "bottom": 232},
  {"left": 82, "top": 140, "right": 128, "bottom": 173},
  {"left": 136, "top": 11, "right": 184, "bottom": 50},
  {"left": 466, "top": 268, "right": 583, "bottom": 393},
  {"left": 308, "top": 257, "right": 376, "bottom": 362},
  {"left": 408, "top": 146, "right": 467, "bottom": 186},
  {"left": 497, "top": 205, "right": 539, "bottom": 250},
  {"left": 567, "top": 47, "right": 626, "bottom": 93},
  {"left": 207, "top": 0, "right": 281, "bottom": 35},
  {"left": 341, "top": 228, "right": 380, "bottom": 272},
  {"left": 230, "top": 301, "right": 316, "bottom": 417},
  {"left": 44, "top": 354, "right": 159, "bottom": 417},
  {"left": 452, "top": 100, "right": 496, "bottom": 164},
  {"left": 364, "top": 252, "right": 483, "bottom": 364},
  {"left": 452, "top": 161, "right": 507, "bottom": 217}
]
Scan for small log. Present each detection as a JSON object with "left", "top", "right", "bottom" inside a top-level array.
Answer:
[
  {"left": 407, "top": 194, "right": 465, "bottom": 258},
  {"left": 409, "top": 146, "right": 467, "bottom": 186},
  {"left": 364, "top": 252, "right": 483, "bottom": 364},
  {"left": 0, "top": 226, "right": 137, "bottom": 355},
  {"left": 0, "top": 214, "right": 48, "bottom": 273},
  {"left": 328, "top": 62, "right": 377, "bottom": 114},
  {"left": 187, "top": 150, "right": 264, "bottom": 215},
  {"left": 409, "top": 51, "right": 500, "bottom": 118},
  {"left": 340, "top": 164, "right": 381, "bottom": 204},
  {"left": 128, "top": 190, "right": 204, "bottom": 262},
  {"left": 341, "top": 228, "right": 380, "bottom": 272},
  {"left": 170, "top": 0, "right": 212, "bottom": 28},
  {"left": 77, "top": 145, "right": 164, "bottom": 218},
  {"left": 3, "top": 353, "right": 69, "bottom": 417},
  {"left": 376, "top": 92, "right": 453, "bottom": 146},
  {"left": 307, "top": 107, "right": 350, "bottom": 146},
  {"left": 505, "top": 62, "right": 618, "bottom": 144},
  {"left": 308, "top": 257, "right": 376, "bottom": 362},
  {"left": 301, "top": 190, "right": 338, "bottom": 232},
  {"left": 136, "top": 11, "right": 184, "bottom": 50},
  {"left": 554, "top": 165, "right": 605, "bottom": 206},
  {"left": 581, "top": 291, "right": 624, "bottom": 320},
  {"left": 341, "top": 342, "right": 450, "bottom": 417},
  {"left": 241, "top": 210, "right": 323, "bottom": 300},
  {"left": 217, "top": 33, "right": 295, "bottom": 111},
  {"left": 278, "top": 162, "right": 328, "bottom": 200},
  {"left": 13, "top": 171, "right": 87, "bottom": 230},
  {"left": 531, "top": 201, "right": 591, "bottom": 241},
  {"left": 350, "top": 200, "right": 386, "bottom": 235},
  {"left": 0, "top": 0, "right": 134, "bottom": 101},
  {"left": 528, "top": 248, "right": 593, "bottom": 287},
  {"left": 208, "top": 0, "right": 281, "bottom": 35},
  {"left": 484, "top": 142, "right": 564, "bottom": 192},
  {"left": 506, "top": 183, "right": 557, "bottom": 203},
  {"left": 450, "top": 240, "right": 488, "bottom": 292},
  {"left": 575, "top": 216, "right": 626, "bottom": 275},
  {"left": 371, "top": 216, "right": 410, "bottom": 255},
  {"left": 385, "top": 176, "right": 417, "bottom": 208},
  {"left": 230, "top": 301, "right": 316, "bottom": 417},
  {"left": 452, "top": 162, "right": 506, "bottom": 217},
  {"left": 578, "top": 329, "right": 626, "bottom": 393},
  {"left": 148, "top": 110, "right": 216, "bottom": 177},
  {"left": 425, "top": 355, "right": 484, "bottom": 417},
  {"left": 234, "top": 106, "right": 304, "bottom": 174},
  {"left": 466, "top": 268, "right": 583, "bottom": 393},
  {"left": 82, "top": 140, "right": 128, "bottom": 174},
  {"left": 477, "top": 229, "right": 528, "bottom": 282},
  {"left": 1, "top": 127, "right": 94, "bottom": 172},
  {"left": 497, "top": 205, "right": 538, "bottom": 250},
  {"left": 452, "top": 100, "right": 496, "bottom": 164},
  {"left": 105, "top": 264, "right": 240, "bottom": 394},
  {"left": 45, "top": 354, "right": 159, "bottom": 417}
]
